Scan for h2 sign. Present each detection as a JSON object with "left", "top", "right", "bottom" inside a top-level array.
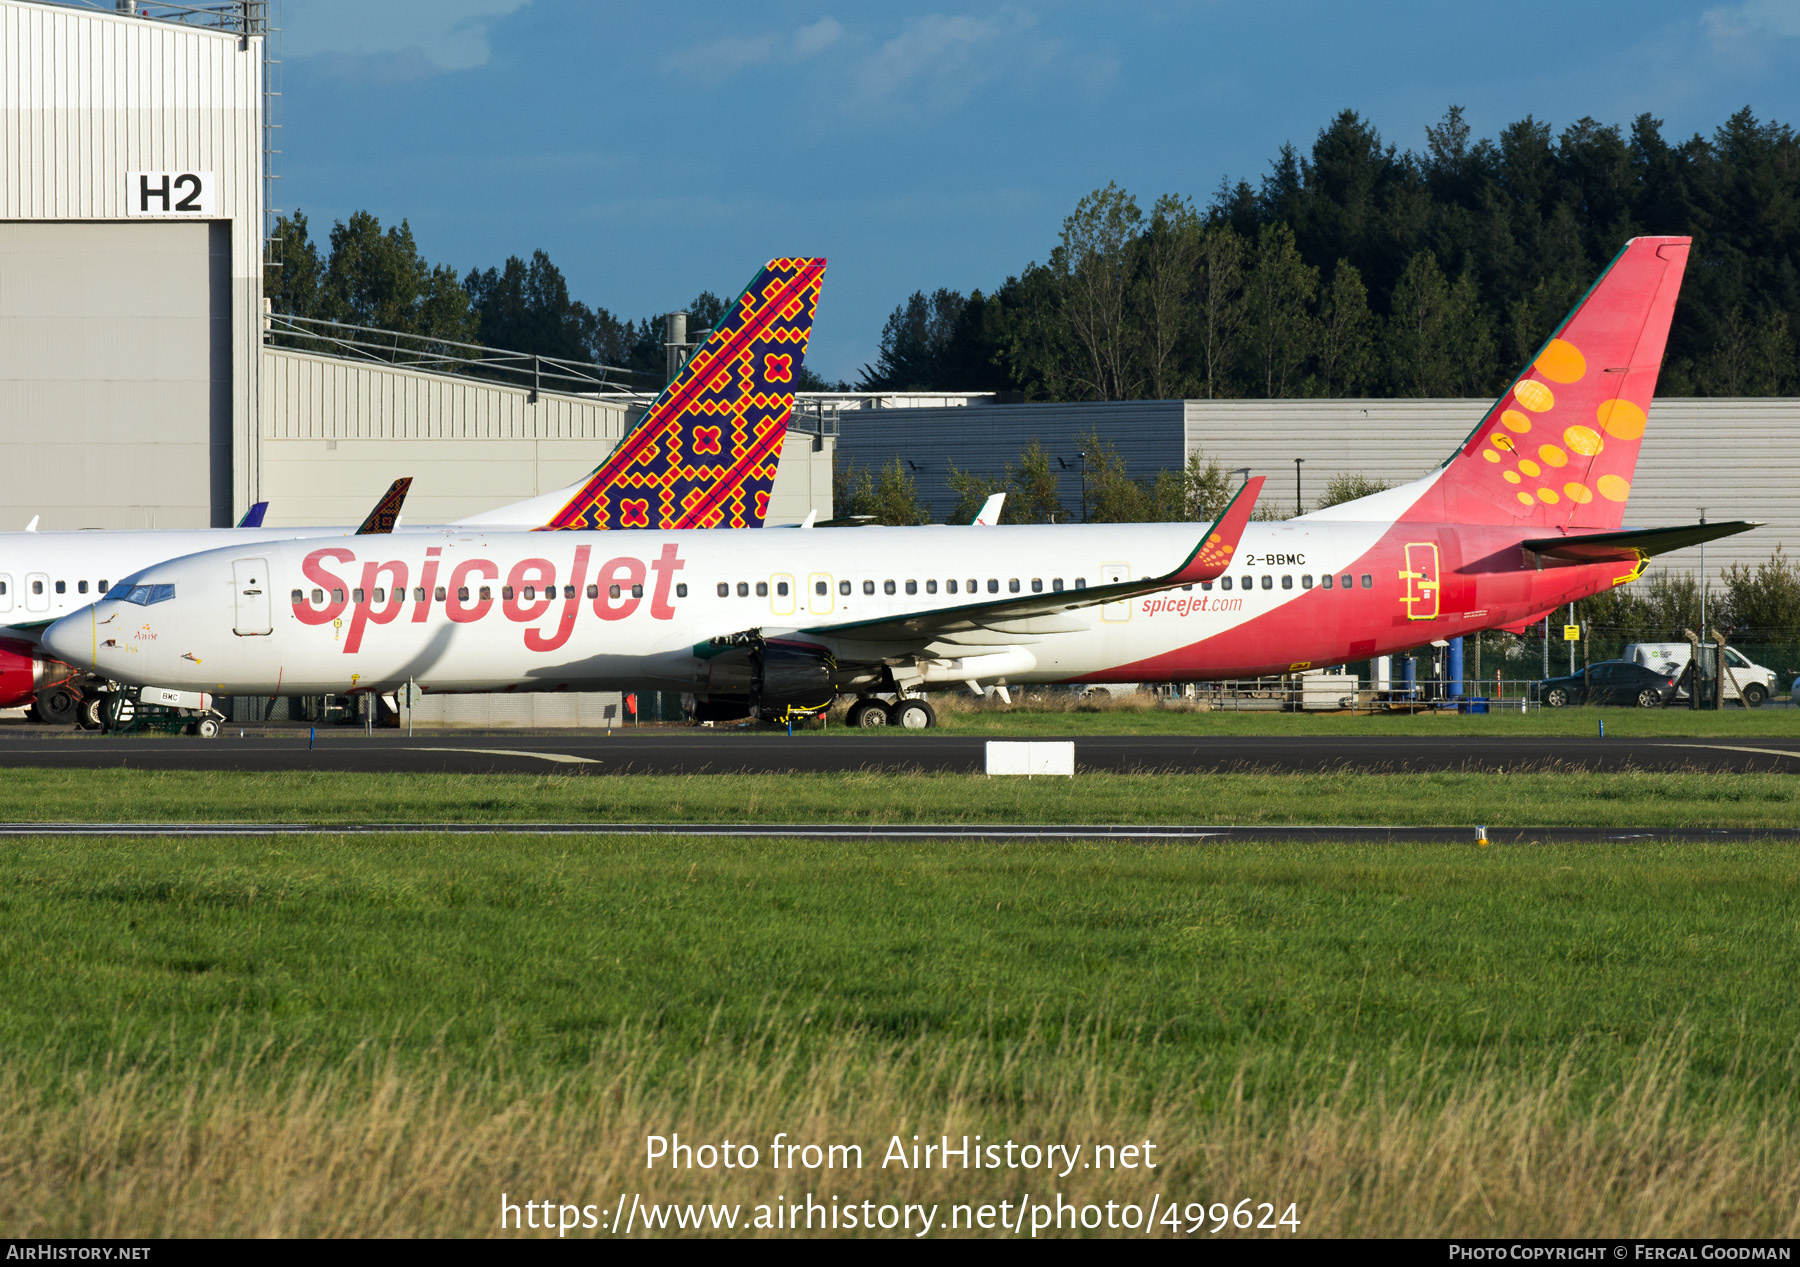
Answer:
[{"left": 126, "top": 171, "right": 215, "bottom": 217}]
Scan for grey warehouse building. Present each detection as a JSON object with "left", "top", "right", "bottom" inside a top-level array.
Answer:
[{"left": 836, "top": 397, "right": 1798, "bottom": 578}]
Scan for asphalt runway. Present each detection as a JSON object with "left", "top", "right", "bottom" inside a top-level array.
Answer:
[
  {"left": 0, "top": 727, "right": 1796, "bottom": 774},
  {"left": 0, "top": 823, "right": 1793, "bottom": 843}
]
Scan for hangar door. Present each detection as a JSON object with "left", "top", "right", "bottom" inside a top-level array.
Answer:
[{"left": 0, "top": 221, "right": 231, "bottom": 530}]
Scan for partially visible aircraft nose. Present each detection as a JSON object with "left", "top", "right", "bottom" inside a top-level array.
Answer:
[{"left": 39, "top": 608, "right": 98, "bottom": 672}]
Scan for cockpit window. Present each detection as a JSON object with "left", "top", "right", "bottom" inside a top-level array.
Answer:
[{"left": 119, "top": 583, "right": 176, "bottom": 606}]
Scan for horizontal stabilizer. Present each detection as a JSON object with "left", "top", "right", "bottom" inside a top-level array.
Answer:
[{"left": 1523, "top": 520, "right": 1758, "bottom": 563}]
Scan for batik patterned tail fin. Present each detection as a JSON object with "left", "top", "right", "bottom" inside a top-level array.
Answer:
[
  {"left": 544, "top": 258, "right": 826, "bottom": 531},
  {"left": 356, "top": 478, "right": 412, "bottom": 535},
  {"left": 1436, "top": 236, "right": 1689, "bottom": 531}
]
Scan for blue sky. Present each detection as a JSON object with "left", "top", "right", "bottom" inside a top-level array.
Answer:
[{"left": 281, "top": 0, "right": 1800, "bottom": 383}]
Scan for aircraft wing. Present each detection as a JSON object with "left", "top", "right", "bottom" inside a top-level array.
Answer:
[
  {"left": 793, "top": 477, "right": 1263, "bottom": 652},
  {"left": 356, "top": 478, "right": 413, "bottom": 535}
]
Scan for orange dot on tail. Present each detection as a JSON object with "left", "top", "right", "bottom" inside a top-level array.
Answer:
[
  {"left": 1504, "top": 470, "right": 1522, "bottom": 484},
  {"left": 1483, "top": 449, "right": 1502, "bottom": 463},
  {"left": 1538, "top": 444, "right": 1568, "bottom": 467},
  {"left": 1502, "top": 410, "right": 1532, "bottom": 434},
  {"left": 1518, "top": 459, "right": 1541, "bottom": 478},
  {"left": 1597, "top": 474, "right": 1631, "bottom": 502},
  {"left": 1565, "top": 482, "right": 1593, "bottom": 503},
  {"left": 1536, "top": 488, "right": 1560, "bottom": 504},
  {"left": 1534, "top": 339, "right": 1586, "bottom": 383},
  {"left": 1563, "top": 425, "right": 1603, "bottom": 456},
  {"left": 1513, "top": 380, "right": 1555, "bottom": 412},
  {"left": 1517, "top": 492, "right": 1536, "bottom": 507},
  {"left": 1597, "top": 399, "right": 1647, "bottom": 440}
]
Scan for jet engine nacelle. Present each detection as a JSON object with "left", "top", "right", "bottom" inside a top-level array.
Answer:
[
  {"left": 0, "top": 638, "right": 75, "bottom": 709},
  {"left": 696, "top": 638, "right": 843, "bottom": 720}
]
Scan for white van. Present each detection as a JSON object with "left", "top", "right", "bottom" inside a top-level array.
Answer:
[{"left": 1624, "top": 642, "right": 1776, "bottom": 707}]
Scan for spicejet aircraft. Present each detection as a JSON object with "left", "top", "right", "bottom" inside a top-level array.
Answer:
[
  {"left": 41, "top": 238, "right": 1757, "bottom": 728},
  {"left": 5, "top": 259, "right": 826, "bottom": 720}
]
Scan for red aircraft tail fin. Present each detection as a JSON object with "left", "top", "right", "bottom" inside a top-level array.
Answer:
[{"left": 1435, "top": 236, "right": 1689, "bottom": 532}]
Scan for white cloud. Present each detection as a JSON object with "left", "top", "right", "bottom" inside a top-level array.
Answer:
[
  {"left": 285, "top": 0, "right": 532, "bottom": 72},
  {"left": 662, "top": 16, "right": 844, "bottom": 80}
]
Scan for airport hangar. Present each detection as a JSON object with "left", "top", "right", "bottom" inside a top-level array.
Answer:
[{"left": 3, "top": 1, "right": 1795, "bottom": 726}]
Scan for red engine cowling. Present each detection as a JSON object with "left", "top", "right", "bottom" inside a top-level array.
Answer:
[{"left": 0, "top": 637, "right": 74, "bottom": 708}]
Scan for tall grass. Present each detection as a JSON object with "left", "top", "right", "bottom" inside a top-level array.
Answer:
[{"left": 3, "top": 1016, "right": 1794, "bottom": 1238}]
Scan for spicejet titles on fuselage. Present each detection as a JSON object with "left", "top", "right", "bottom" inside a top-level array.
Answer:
[{"left": 292, "top": 543, "right": 686, "bottom": 653}]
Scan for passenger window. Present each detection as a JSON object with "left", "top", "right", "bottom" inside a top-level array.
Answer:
[
  {"left": 676, "top": 584, "right": 688, "bottom": 598},
  {"left": 354, "top": 588, "right": 366, "bottom": 603},
  {"left": 413, "top": 587, "right": 426, "bottom": 602},
  {"left": 564, "top": 585, "right": 575, "bottom": 600},
  {"left": 1320, "top": 574, "right": 1333, "bottom": 589},
  {"left": 291, "top": 589, "right": 303, "bottom": 603},
  {"left": 1301, "top": 575, "right": 1313, "bottom": 590},
  {"left": 313, "top": 588, "right": 325, "bottom": 603},
  {"left": 863, "top": 580, "right": 875, "bottom": 595},
  {"left": 373, "top": 588, "right": 386, "bottom": 603},
  {"left": 1360, "top": 574, "right": 1372, "bottom": 589},
  {"left": 586, "top": 584, "right": 599, "bottom": 599},
  {"left": 631, "top": 584, "right": 643, "bottom": 599},
  {"left": 523, "top": 586, "right": 537, "bottom": 600},
  {"left": 1258, "top": 575, "right": 1271, "bottom": 590},
  {"left": 333, "top": 588, "right": 347, "bottom": 602},
  {"left": 736, "top": 582, "right": 749, "bottom": 597},
  {"left": 1008, "top": 579, "right": 1020, "bottom": 593},
  {"left": 925, "top": 580, "right": 936, "bottom": 594},
  {"left": 905, "top": 580, "right": 917, "bottom": 595},
  {"left": 884, "top": 580, "right": 896, "bottom": 595},
  {"left": 967, "top": 578, "right": 978, "bottom": 592},
  {"left": 814, "top": 580, "right": 827, "bottom": 595},
  {"left": 1075, "top": 578, "right": 1087, "bottom": 589},
  {"left": 1200, "top": 581, "right": 1212, "bottom": 591},
  {"left": 457, "top": 587, "right": 470, "bottom": 602},
  {"left": 1281, "top": 575, "right": 1293, "bottom": 590},
  {"left": 839, "top": 580, "right": 851, "bottom": 595},
  {"left": 98, "top": 580, "right": 108, "bottom": 593},
  {"left": 777, "top": 581, "right": 789, "bottom": 596},
  {"left": 1240, "top": 575, "right": 1252, "bottom": 590},
  {"left": 756, "top": 581, "right": 768, "bottom": 597},
  {"left": 502, "top": 586, "right": 515, "bottom": 600},
  {"left": 1053, "top": 578, "right": 1064, "bottom": 592},
  {"left": 78, "top": 580, "right": 88, "bottom": 594},
  {"left": 609, "top": 585, "right": 621, "bottom": 599},
  {"left": 432, "top": 587, "right": 444, "bottom": 602},
  {"left": 32, "top": 581, "right": 43, "bottom": 595},
  {"left": 1220, "top": 577, "right": 1232, "bottom": 591},
  {"left": 55, "top": 581, "right": 65, "bottom": 595},
  {"left": 1031, "top": 578, "right": 1043, "bottom": 593},
  {"left": 947, "top": 580, "right": 958, "bottom": 594},
  {"left": 717, "top": 583, "right": 729, "bottom": 598},
  {"left": 987, "top": 579, "right": 999, "bottom": 593},
  {"left": 1341, "top": 574, "right": 1353, "bottom": 588}
]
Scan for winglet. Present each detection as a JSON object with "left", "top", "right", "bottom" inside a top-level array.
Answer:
[
  {"left": 972, "top": 492, "right": 1006, "bottom": 525},
  {"left": 1168, "top": 476, "right": 1263, "bottom": 584},
  {"left": 236, "top": 501, "right": 269, "bottom": 528},
  {"left": 356, "top": 478, "right": 413, "bottom": 535}
]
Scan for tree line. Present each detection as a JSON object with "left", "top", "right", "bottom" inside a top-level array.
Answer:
[
  {"left": 262, "top": 210, "right": 840, "bottom": 388},
  {"left": 861, "top": 106, "right": 1800, "bottom": 400}
]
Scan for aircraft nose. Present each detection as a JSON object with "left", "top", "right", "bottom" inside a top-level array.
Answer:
[{"left": 39, "top": 608, "right": 98, "bottom": 671}]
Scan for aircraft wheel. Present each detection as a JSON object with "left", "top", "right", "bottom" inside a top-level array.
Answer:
[
  {"left": 78, "top": 695, "right": 105, "bottom": 731},
  {"left": 1544, "top": 687, "right": 1570, "bottom": 708},
  {"left": 890, "top": 698, "right": 936, "bottom": 729},
  {"left": 1636, "top": 688, "right": 1662, "bottom": 709},
  {"left": 847, "top": 698, "right": 889, "bottom": 728},
  {"left": 194, "top": 718, "right": 220, "bottom": 739},
  {"left": 34, "top": 687, "right": 78, "bottom": 726}
]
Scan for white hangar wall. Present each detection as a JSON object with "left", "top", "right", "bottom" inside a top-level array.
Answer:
[
  {"left": 835, "top": 398, "right": 1798, "bottom": 578},
  {"left": 0, "top": 0, "right": 263, "bottom": 529}
]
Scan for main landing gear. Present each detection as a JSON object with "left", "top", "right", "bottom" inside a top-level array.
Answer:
[{"left": 845, "top": 696, "right": 938, "bottom": 729}]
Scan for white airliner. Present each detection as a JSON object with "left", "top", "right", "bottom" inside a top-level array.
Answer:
[
  {"left": 35, "top": 238, "right": 1760, "bottom": 728},
  {"left": 5, "top": 258, "right": 828, "bottom": 723}
]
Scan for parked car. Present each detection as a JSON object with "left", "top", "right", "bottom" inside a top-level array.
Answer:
[
  {"left": 1624, "top": 641, "right": 1776, "bottom": 707},
  {"left": 1535, "top": 660, "right": 1681, "bottom": 708}
]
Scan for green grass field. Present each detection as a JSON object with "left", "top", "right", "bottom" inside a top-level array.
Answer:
[
  {"left": 2, "top": 830, "right": 1798, "bottom": 1236},
  {"left": 1, "top": 766, "right": 1795, "bottom": 829}
]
